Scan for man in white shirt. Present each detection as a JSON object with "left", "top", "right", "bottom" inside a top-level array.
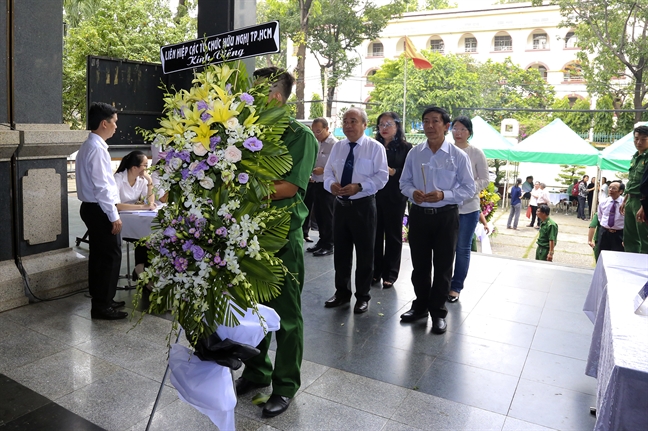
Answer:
[
  {"left": 597, "top": 181, "right": 625, "bottom": 252},
  {"left": 303, "top": 117, "right": 337, "bottom": 256},
  {"left": 399, "top": 106, "right": 475, "bottom": 334},
  {"left": 322, "top": 108, "right": 389, "bottom": 314},
  {"left": 76, "top": 102, "right": 127, "bottom": 320}
]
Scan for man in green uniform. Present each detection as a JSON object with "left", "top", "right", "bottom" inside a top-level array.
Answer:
[
  {"left": 620, "top": 125, "right": 648, "bottom": 253},
  {"left": 235, "top": 67, "right": 318, "bottom": 418},
  {"left": 536, "top": 204, "right": 558, "bottom": 262}
]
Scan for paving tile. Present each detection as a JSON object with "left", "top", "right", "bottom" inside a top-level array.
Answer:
[
  {"left": 0, "top": 373, "right": 51, "bottom": 425},
  {"left": 0, "top": 328, "right": 68, "bottom": 373},
  {"left": 481, "top": 285, "right": 548, "bottom": 308},
  {"left": 2, "top": 402, "right": 106, "bottom": 431},
  {"left": 521, "top": 350, "right": 597, "bottom": 396},
  {"left": 56, "top": 369, "right": 177, "bottom": 431},
  {"left": 336, "top": 340, "right": 436, "bottom": 388},
  {"left": 5, "top": 348, "right": 120, "bottom": 400},
  {"left": 544, "top": 291, "right": 590, "bottom": 314},
  {"left": 455, "top": 313, "right": 537, "bottom": 348},
  {"left": 415, "top": 358, "right": 519, "bottom": 415},
  {"left": 380, "top": 420, "right": 425, "bottom": 431},
  {"left": 502, "top": 416, "right": 558, "bottom": 431},
  {"left": 390, "top": 389, "right": 506, "bottom": 430},
  {"left": 530, "top": 327, "right": 591, "bottom": 361},
  {"left": 0, "top": 315, "right": 24, "bottom": 342},
  {"left": 437, "top": 333, "right": 530, "bottom": 376},
  {"left": 260, "top": 392, "right": 387, "bottom": 431},
  {"left": 470, "top": 298, "right": 543, "bottom": 326},
  {"left": 508, "top": 379, "right": 596, "bottom": 431},
  {"left": 537, "top": 307, "right": 593, "bottom": 336},
  {"left": 305, "top": 368, "right": 410, "bottom": 418}
]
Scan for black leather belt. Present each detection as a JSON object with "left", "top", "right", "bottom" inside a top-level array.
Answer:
[
  {"left": 603, "top": 228, "right": 619, "bottom": 233},
  {"left": 411, "top": 204, "right": 458, "bottom": 215},
  {"left": 336, "top": 195, "right": 374, "bottom": 207}
]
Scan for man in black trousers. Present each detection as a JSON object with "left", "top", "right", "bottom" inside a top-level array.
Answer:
[
  {"left": 303, "top": 117, "right": 337, "bottom": 256},
  {"left": 76, "top": 102, "right": 127, "bottom": 320},
  {"left": 322, "top": 108, "right": 388, "bottom": 314}
]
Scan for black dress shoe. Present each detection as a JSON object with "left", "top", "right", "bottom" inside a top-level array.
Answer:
[
  {"left": 400, "top": 308, "right": 428, "bottom": 322},
  {"left": 234, "top": 377, "right": 269, "bottom": 396},
  {"left": 306, "top": 245, "right": 321, "bottom": 253},
  {"left": 431, "top": 317, "right": 447, "bottom": 334},
  {"left": 354, "top": 300, "right": 369, "bottom": 314},
  {"left": 446, "top": 294, "right": 459, "bottom": 303},
  {"left": 111, "top": 300, "right": 126, "bottom": 308},
  {"left": 262, "top": 394, "right": 292, "bottom": 418},
  {"left": 91, "top": 307, "right": 128, "bottom": 320},
  {"left": 304, "top": 236, "right": 313, "bottom": 243},
  {"left": 313, "top": 248, "right": 333, "bottom": 256},
  {"left": 324, "top": 294, "right": 350, "bottom": 308}
]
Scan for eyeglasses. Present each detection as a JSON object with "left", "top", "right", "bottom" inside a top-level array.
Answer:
[
  {"left": 452, "top": 127, "right": 469, "bottom": 133},
  {"left": 378, "top": 122, "right": 395, "bottom": 129}
]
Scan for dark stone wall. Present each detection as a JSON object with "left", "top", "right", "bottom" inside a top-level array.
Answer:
[
  {"left": 0, "top": 161, "right": 13, "bottom": 261},
  {"left": 0, "top": 0, "right": 8, "bottom": 124},
  {"left": 12, "top": 0, "right": 63, "bottom": 124}
]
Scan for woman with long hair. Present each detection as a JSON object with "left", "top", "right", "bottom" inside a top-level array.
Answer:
[
  {"left": 448, "top": 116, "right": 489, "bottom": 303},
  {"left": 372, "top": 112, "right": 412, "bottom": 288},
  {"left": 114, "top": 150, "right": 156, "bottom": 280}
]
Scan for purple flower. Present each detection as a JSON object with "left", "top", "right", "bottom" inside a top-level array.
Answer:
[
  {"left": 213, "top": 255, "right": 221, "bottom": 264},
  {"left": 177, "top": 150, "right": 190, "bottom": 162},
  {"left": 240, "top": 93, "right": 254, "bottom": 105},
  {"left": 216, "top": 227, "right": 228, "bottom": 237},
  {"left": 191, "top": 245, "right": 205, "bottom": 260},
  {"left": 182, "top": 240, "right": 194, "bottom": 252},
  {"left": 197, "top": 100, "right": 209, "bottom": 111},
  {"left": 206, "top": 153, "right": 219, "bottom": 166},
  {"left": 219, "top": 260, "right": 227, "bottom": 267},
  {"left": 181, "top": 168, "right": 190, "bottom": 180},
  {"left": 239, "top": 240, "right": 247, "bottom": 248},
  {"left": 197, "top": 218, "right": 207, "bottom": 228},
  {"left": 243, "top": 137, "right": 263, "bottom": 152},
  {"left": 238, "top": 173, "right": 249, "bottom": 184},
  {"left": 225, "top": 83, "right": 232, "bottom": 94},
  {"left": 194, "top": 231, "right": 200, "bottom": 239},
  {"left": 173, "top": 257, "right": 188, "bottom": 272},
  {"left": 210, "top": 136, "right": 221, "bottom": 151},
  {"left": 163, "top": 227, "right": 177, "bottom": 237},
  {"left": 160, "top": 246, "right": 169, "bottom": 256},
  {"left": 201, "top": 112, "right": 212, "bottom": 122}
]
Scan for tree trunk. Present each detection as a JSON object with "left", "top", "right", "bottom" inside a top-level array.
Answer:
[
  {"left": 326, "top": 84, "right": 335, "bottom": 117},
  {"left": 319, "top": 66, "right": 327, "bottom": 115},
  {"left": 634, "top": 69, "right": 644, "bottom": 123},
  {"left": 295, "top": 1, "right": 314, "bottom": 119}
]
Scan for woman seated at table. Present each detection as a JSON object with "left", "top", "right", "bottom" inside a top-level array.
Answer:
[
  {"left": 114, "top": 150, "right": 156, "bottom": 280},
  {"left": 114, "top": 150, "right": 156, "bottom": 211}
]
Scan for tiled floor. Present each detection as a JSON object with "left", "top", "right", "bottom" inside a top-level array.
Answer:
[{"left": 0, "top": 198, "right": 599, "bottom": 431}]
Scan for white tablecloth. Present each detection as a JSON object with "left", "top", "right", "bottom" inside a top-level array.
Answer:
[
  {"left": 548, "top": 192, "right": 568, "bottom": 205},
  {"left": 583, "top": 251, "right": 648, "bottom": 431},
  {"left": 120, "top": 210, "right": 157, "bottom": 239}
]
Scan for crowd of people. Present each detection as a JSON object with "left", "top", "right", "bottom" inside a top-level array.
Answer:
[{"left": 77, "top": 64, "right": 648, "bottom": 418}]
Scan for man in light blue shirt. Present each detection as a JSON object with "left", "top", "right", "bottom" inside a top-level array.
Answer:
[
  {"left": 322, "top": 107, "right": 389, "bottom": 314},
  {"left": 399, "top": 106, "right": 474, "bottom": 334}
]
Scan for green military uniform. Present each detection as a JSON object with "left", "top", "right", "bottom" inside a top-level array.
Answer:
[
  {"left": 536, "top": 217, "right": 558, "bottom": 261},
  {"left": 589, "top": 213, "right": 601, "bottom": 261},
  {"left": 241, "top": 119, "right": 317, "bottom": 398},
  {"left": 623, "top": 150, "right": 648, "bottom": 253}
]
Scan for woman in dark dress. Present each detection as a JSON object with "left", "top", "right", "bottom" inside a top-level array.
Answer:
[{"left": 372, "top": 112, "right": 412, "bottom": 288}]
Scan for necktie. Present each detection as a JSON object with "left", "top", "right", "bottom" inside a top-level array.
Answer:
[
  {"left": 608, "top": 200, "right": 616, "bottom": 227},
  {"left": 340, "top": 142, "right": 357, "bottom": 198}
]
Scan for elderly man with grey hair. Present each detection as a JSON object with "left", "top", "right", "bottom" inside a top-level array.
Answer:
[{"left": 323, "top": 107, "right": 389, "bottom": 314}]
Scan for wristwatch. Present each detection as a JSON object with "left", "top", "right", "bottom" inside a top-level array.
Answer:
[{"left": 357, "top": 183, "right": 363, "bottom": 191}]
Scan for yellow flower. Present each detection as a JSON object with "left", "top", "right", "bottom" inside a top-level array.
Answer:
[
  {"left": 243, "top": 112, "right": 260, "bottom": 128},
  {"left": 158, "top": 116, "right": 184, "bottom": 138},
  {"left": 208, "top": 98, "right": 239, "bottom": 124},
  {"left": 188, "top": 121, "right": 215, "bottom": 151}
]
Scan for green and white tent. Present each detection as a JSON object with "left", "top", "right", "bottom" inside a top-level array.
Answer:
[
  {"left": 445, "top": 116, "right": 514, "bottom": 159},
  {"left": 598, "top": 122, "right": 647, "bottom": 172},
  {"left": 509, "top": 118, "right": 600, "bottom": 166}
]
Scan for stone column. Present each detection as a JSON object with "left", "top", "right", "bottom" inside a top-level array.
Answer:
[{"left": 0, "top": 0, "right": 89, "bottom": 311}]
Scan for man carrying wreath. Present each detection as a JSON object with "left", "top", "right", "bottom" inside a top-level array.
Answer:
[{"left": 235, "top": 67, "right": 318, "bottom": 418}]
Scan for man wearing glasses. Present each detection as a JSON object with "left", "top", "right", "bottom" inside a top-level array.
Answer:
[
  {"left": 620, "top": 125, "right": 648, "bottom": 253},
  {"left": 303, "top": 117, "right": 337, "bottom": 256}
]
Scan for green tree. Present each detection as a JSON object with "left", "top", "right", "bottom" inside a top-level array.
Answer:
[
  {"left": 309, "top": 93, "right": 324, "bottom": 119},
  {"left": 62, "top": 0, "right": 196, "bottom": 129},
  {"left": 307, "top": 0, "right": 401, "bottom": 116},
  {"left": 476, "top": 58, "right": 555, "bottom": 125},
  {"left": 555, "top": 165, "right": 586, "bottom": 188},
  {"left": 423, "top": 0, "right": 456, "bottom": 9},
  {"left": 552, "top": 97, "right": 592, "bottom": 135},
  {"left": 552, "top": 0, "right": 648, "bottom": 123},
  {"left": 368, "top": 52, "right": 481, "bottom": 127},
  {"left": 593, "top": 95, "right": 615, "bottom": 134},
  {"left": 518, "top": 116, "right": 550, "bottom": 141}
]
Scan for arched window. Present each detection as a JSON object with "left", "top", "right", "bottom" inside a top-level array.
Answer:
[
  {"left": 464, "top": 37, "right": 477, "bottom": 53},
  {"left": 368, "top": 42, "right": 384, "bottom": 57},
  {"left": 527, "top": 64, "right": 548, "bottom": 80},
  {"left": 563, "top": 62, "right": 583, "bottom": 82},
  {"left": 430, "top": 38, "right": 444, "bottom": 54},
  {"left": 532, "top": 32, "right": 548, "bottom": 50},
  {"left": 564, "top": 31, "right": 578, "bottom": 48},
  {"left": 365, "top": 69, "right": 377, "bottom": 87},
  {"left": 494, "top": 33, "right": 512, "bottom": 51}
]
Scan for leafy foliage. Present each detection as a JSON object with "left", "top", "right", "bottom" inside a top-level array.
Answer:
[
  {"left": 552, "top": 97, "right": 592, "bottom": 135},
  {"left": 555, "top": 164, "right": 586, "bottom": 187},
  {"left": 62, "top": 0, "right": 196, "bottom": 129},
  {"left": 309, "top": 93, "right": 324, "bottom": 119}
]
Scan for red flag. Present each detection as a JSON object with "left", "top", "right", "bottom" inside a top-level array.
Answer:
[{"left": 404, "top": 36, "right": 433, "bottom": 70}]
